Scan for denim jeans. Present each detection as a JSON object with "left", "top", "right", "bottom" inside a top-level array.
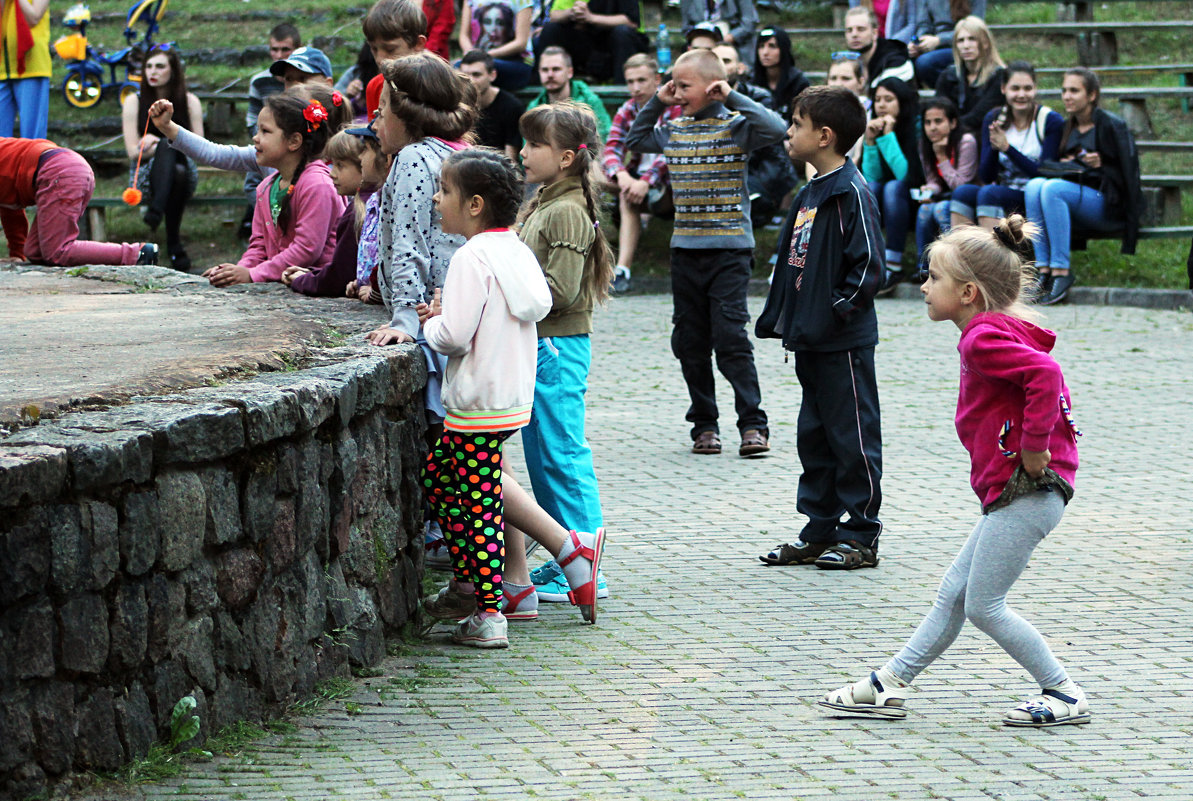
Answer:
[
  {"left": 493, "top": 59, "right": 532, "bottom": 91},
  {"left": 868, "top": 179, "right": 911, "bottom": 265},
  {"left": 1024, "top": 177, "right": 1121, "bottom": 270},
  {"left": 915, "top": 199, "right": 951, "bottom": 264},
  {"left": 914, "top": 48, "right": 954, "bottom": 89},
  {"left": 950, "top": 183, "right": 1027, "bottom": 223},
  {"left": 521, "top": 335, "right": 604, "bottom": 534}
]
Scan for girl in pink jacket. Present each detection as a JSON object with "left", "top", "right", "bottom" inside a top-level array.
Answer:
[
  {"left": 821, "top": 214, "right": 1088, "bottom": 728},
  {"left": 203, "top": 94, "right": 342, "bottom": 287}
]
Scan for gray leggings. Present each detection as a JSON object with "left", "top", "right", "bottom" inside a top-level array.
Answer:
[{"left": 885, "top": 490, "right": 1069, "bottom": 689}]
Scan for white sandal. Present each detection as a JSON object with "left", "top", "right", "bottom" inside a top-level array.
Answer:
[
  {"left": 819, "top": 671, "right": 908, "bottom": 720},
  {"left": 1004, "top": 687, "right": 1090, "bottom": 727}
]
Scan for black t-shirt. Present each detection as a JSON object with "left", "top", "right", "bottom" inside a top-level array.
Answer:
[{"left": 477, "top": 89, "right": 525, "bottom": 153}]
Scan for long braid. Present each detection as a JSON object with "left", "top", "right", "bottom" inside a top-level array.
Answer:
[
  {"left": 277, "top": 153, "right": 307, "bottom": 234},
  {"left": 576, "top": 153, "right": 613, "bottom": 304}
]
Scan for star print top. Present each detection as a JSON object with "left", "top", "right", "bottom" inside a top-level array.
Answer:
[{"left": 377, "top": 137, "right": 467, "bottom": 336}]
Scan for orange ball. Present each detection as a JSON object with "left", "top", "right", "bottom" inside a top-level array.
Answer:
[{"left": 122, "top": 188, "right": 143, "bottom": 206}]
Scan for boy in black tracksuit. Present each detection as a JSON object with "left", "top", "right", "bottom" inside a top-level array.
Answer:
[{"left": 755, "top": 86, "right": 886, "bottom": 570}]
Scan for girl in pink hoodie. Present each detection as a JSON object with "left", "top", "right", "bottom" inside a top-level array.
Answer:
[{"left": 820, "top": 214, "right": 1088, "bottom": 728}]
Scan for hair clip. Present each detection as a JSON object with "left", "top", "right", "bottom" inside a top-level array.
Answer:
[
  {"left": 331, "top": 90, "right": 344, "bottom": 107},
  {"left": 577, "top": 143, "right": 588, "bottom": 150},
  {"left": 302, "top": 99, "right": 329, "bottom": 132},
  {"left": 593, "top": 219, "right": 600, "bottom": 229}
]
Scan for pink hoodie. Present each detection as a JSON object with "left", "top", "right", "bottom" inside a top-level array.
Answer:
[
  {"left": 955, "top": 312, "right": 1080, "bottom": 508},
  {"left": 239, "top": 160, "right": 344, "bottom": 282}
]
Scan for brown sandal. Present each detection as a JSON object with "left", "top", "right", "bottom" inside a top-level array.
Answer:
[
  {"left": 739, "top": 429, "right": 770, "bottom": 457},
  {"left": 692, "top": 431, "right": 722, "bottom": 454}
]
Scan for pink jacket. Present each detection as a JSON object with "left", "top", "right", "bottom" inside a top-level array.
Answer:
[
  {"left": 239, "top": 160, "right": 344, "bottom": 282},
  {"left": 423, "top": 230, "right": 552, "bottom": 433},
  {"left": 955, "top": 313, "right": 1080, "bottom": 508}
]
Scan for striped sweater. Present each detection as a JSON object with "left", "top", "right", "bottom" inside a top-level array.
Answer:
[{"left": 624, "top": 91, "right": 787, "bottom": 250}]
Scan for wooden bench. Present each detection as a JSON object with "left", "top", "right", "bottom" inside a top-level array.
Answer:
[
  {"left": 82, "top": 195, "right": 250, "bottom": 242},
  {"left": 828, "top": 0, "right": 1191, "bottom": 27}
]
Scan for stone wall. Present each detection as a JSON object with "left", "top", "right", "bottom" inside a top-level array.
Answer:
[{"left": 0, "top": 345, "right": 427, "bottom": 800}]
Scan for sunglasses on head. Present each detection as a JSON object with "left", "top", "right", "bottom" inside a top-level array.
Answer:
[
  {"left": 831, "top": 50, "right": 861, "bottom": 61},
  {"left": 151, "top": 42, "right": 175, "bottom": 53}
]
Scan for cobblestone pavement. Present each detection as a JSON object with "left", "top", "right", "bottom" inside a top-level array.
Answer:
[{"left": 93, "top": 296, "right": 1193, "bottom": 801}]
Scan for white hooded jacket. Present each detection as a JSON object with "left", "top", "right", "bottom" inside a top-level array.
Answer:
[{"left": 423, "top": 230, "right": 553, "bottom": 432}]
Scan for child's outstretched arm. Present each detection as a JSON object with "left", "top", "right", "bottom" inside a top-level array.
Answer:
[
  {"left": 150, "top": 99, "right": 265, "bottom": 177},
  {"left": 725, "top": 88, "right": 788, "bottom": 152}
]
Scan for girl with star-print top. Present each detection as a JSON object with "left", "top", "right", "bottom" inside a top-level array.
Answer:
[{"left": 365, "top": 54, "right": 479, "bottom": 422}]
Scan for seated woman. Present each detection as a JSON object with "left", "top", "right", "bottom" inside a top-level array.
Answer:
[
  {"left": 459, "top": 0, "right": 533, "bottom": 90},
  {"left": 861, "top": 77, "right": 922, "bottom": 290},
  {"left": 1025, "top": 67, "right": 1141, "bottom": 305},
  {"left": 122, "top": 44, "right": 203, "bottom": 272},
  {"left": 934, "top": 15, "right": 1004, "bottom": 132},
  {"left": 334, "top": 44, "right": 380, "bottom": 123},
  {"left": 913, "top": 96, "right": 976, "bottom": 271},
  {"left": 898, "top": 0, "right": 988, "bottom": 89},
  {"left": 752, "top": 27, "right": 810, "bottom": 123},
  {"left": 950, "top": 61, "right": 1063, "bottom": 231}
]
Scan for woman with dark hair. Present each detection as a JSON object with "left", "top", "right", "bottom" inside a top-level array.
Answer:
[
  {"left": 913, "top": 96, "right": 976, "bottom": 269},
  {"left": 1024, "top": 67, "right": 1141, "bottom": 305},
  {"left": 934, "top": 15, "right": 1004, "bottom": 132},
  {"left": 122, "top": 44, "right": 203, "bottom": 271},
  {"left": 752, "top": 27, "right": 809, "bottom": 120},
  {"left": 862, "top": 76, "right": 922, "bottom": 288},
  {"left": 950, "top": 61, "right": 1062, "bottom": 231}
]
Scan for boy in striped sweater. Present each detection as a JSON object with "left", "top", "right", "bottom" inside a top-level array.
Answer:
[{"left": 625, "top": 48, "right": 787, "bottom": 457}]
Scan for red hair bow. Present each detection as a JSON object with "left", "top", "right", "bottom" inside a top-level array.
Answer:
[
  {"left": 303, "top": 99, "right": 329, "bottom": 132},
  {"left": 331, "top": 91, "right": 344, "bottom": 107}
]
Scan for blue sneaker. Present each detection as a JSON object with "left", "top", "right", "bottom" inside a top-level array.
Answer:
[{"left": 532, "top": 558, "right": 609, "bottom": 603}]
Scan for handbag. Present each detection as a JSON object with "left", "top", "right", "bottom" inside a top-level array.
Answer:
[{"left": 1036, "top": 160, "right": 1087, "bottom": 179}]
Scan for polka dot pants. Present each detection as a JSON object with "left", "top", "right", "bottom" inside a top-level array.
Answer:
[{"left": 421, "top": 430, "right": 511, "bottom": 612}]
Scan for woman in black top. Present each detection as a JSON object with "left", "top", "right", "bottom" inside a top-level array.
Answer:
[
  {"left": 752, "top": 27, "right": 809, "bottom": 121},
  {"left": 1024, "top": 67, "right": 1141, "bottom": 305},
  {"left": 934, "top": 15, "right": 1005, "bottom": 132},
  {"left": 121, "top": 45, "right": 202, "bottom": 271}
]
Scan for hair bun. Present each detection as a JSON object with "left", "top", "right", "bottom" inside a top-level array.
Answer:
[{"left": 994, "top": 214, "right": 1031, "bottom": 249}]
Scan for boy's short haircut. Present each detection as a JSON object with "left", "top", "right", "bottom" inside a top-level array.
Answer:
[
  {"left": 461, "top": 49, "right": 497, "bottom": 72},
  {"left": 539, "top": 45, "right": 573, "bottom": 67},
  {"left": 363, "top": 0, "right": 427, "bottom": 45},
  {"left": 624, "top": 53, "right": 657, "bottom": 74},
  {"left": 270, "top": 23, "right": 301, "bottom": 46},
  {"left": 673, "top": 48, "right": 726, "bottom": 82},
  {"left": 793, "top": 85, "right": 867, "bottom": 156},
  {"left": 843, "top": 6, "right": 878, "bottom": 29}
]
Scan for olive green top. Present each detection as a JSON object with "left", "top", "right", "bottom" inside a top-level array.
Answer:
[{"left": 519, "top": 176, "right": 597, "bottom": 338}]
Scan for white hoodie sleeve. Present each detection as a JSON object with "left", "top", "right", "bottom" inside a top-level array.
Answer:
[{"left": 422, "top": 248, "right": 486, "bottom": 358}]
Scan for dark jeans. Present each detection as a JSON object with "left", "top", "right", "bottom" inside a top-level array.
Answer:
[
  {"left": 794, "top": 347, "right": 883, "bottom": 548},
  {"left": 534, "top": 22, "right": 648, "bottom": 81},
  {"left": 670, "top": 247, "right": 767, "bottom": 439}
]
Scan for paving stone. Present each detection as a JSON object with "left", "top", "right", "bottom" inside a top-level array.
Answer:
[{"left": 80, "top": 298, "right": 1193, "bottom": 801}]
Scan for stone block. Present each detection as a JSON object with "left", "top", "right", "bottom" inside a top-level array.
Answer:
[
  {"left": 16, "top": 596, "right": 55, "bottom": 679},
  {"left": 85, "top": 501, "right": 120, "bottom": 590},
  {"left": 0, "top": 689, "right": 33, "bottom": 773},
  {"left": 65, "top": 401, "right": 246, "bottom": 464},
  {"left": 146, "top": 574, "right": 185, "bottom": 662},
  {"left": 241, "top": 457, "right": 277, "bottom": 543},
  {"left": 268, "top": 497, "right": 297, "bottom": 572},
  {"left": 210, "top": 674, "right": 262, "bottom": 735},
  {"left": 299, "top": 363, "right": 360, "bottom": 427},
  {"left": 345, "top": 587, "right": 383, "bottom": 667},
  {"left": 120, "top": 490, "right": 160, "bottom": 576},
  {"left": 381, "top": 419, "right": 406, "bottom": 496},
  {"left": 296, "top": 473, "right": 329, "bottom": 558},
  {"left": 0, "top": 444, "right": 67, "bottom": 508},
  {"left": 199, "top": 467, "right": 241, "bottom": 546},
  {"left": 215, "top": 548, "right": 265, "bottom": 610},
  {"left": 251, "top": 374, "right": 337, "bottom": 431},
  {"left": 149, "top": 659, "right": 191, "bottom": 731},
  {"left": 74, "top": 690, "right": 125, "bottom": 771},
  {"left": 180, "top": 382, "right": 301, "bottom": 446},
  {"left": 113, "top": 682, "right": 156, "bottom": 762},
  {"left": 296, "top": 551, "right": 327, "bottom": 642},
  {"left": 58, "top": 593, "right": 109, "bottom": 674},
  {"left": 49, "top": 503, "right": 87, "bottom": 594},
  {"left": 325, "top": 559, "right": 352, "bottom": 631},
  {"left": 31, "top": 682, "right": 74, "bottom": 775},
  {"left": 174, "top": 615, "right": 217, "bottom": 692},
  {"left": 183, "top": 558, "right": 218, "bottom": 616},
  {"left": 275, "top": 441, "right": 300, "bottom": 494},
  {"left": 156, "top": 471, "right": 205, "bottom": 571},
  {"left": 1, "top": 506, "right": 49, "bottom": 607},
  {"left": 9, "top": 760, "right": 47, "bottom": 798},
  {"left": 109, "top": 581, "right": 148, "bottom": 673},
  {"left": 213, "top": 610, "right": 250, "bottom": 672},
  {"left": 3, "top": 426, "right": 153, "bottom": 490}
]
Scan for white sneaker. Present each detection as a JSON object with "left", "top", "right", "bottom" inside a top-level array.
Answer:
[
  {"left": 1004, "top": 686, "right": 1090, "bottom": 727},
  {"left": 424, "top": 538, "right": 452, "bottom": 571},
  {"left": 451, "top": 612, "right": 509, "bottom": 649}
]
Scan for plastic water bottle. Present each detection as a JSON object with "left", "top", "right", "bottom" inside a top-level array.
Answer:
[{"left": 657, "top": 23, "right": 671, "bottom": 73}]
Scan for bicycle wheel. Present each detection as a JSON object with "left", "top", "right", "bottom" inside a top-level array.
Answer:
[{"left": 62, "top": 70, "right": 103, "bottom": 108}]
